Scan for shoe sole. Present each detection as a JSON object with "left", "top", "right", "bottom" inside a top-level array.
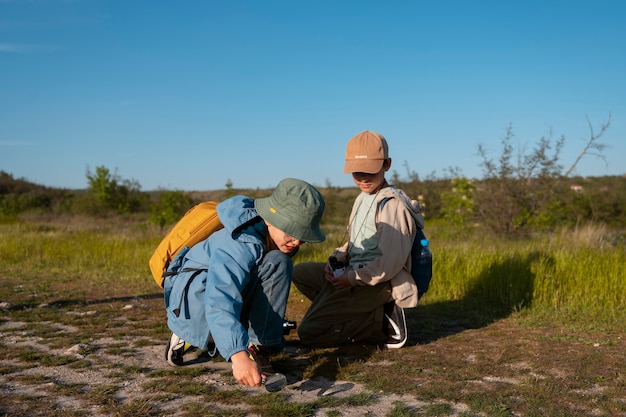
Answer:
[
  {"left": 165, "top": 334, "right": 185, "bottom": 366},
  {"left": 384, "top": 308, "right": 408, "bottom": 349}
]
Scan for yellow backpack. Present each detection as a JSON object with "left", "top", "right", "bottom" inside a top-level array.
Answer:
[{"left": 149, "top": 201, "right": 224, "bottom": 288}]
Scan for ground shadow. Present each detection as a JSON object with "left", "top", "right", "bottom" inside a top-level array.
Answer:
[
  {"left": 277, "top": 341, "right": 377, "bottom": 396},
  {"left": 280, "top": 250, "right": 546, "bottom": 388},
  {"left": 406, "top": 250, "right": 545, "bottom": 346},
  {"left": 8, "top": 292, "right": 164, "bottom": 311}
]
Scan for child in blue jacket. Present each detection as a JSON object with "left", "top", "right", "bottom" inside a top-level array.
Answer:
[{"left": 163, "top": 178, "right": 325, "bottom": 388}]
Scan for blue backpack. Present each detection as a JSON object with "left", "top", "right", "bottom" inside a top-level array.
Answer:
[
  {"left": 412, "top": 227, "right": 433, "bottom": 299},
  {"left": 381, "top": 197, "right": 432, "bottom": 299}
]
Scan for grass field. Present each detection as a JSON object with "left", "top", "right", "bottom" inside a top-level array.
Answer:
[{"left": 0, "top": 216, "right": 624, "bottom": 416}]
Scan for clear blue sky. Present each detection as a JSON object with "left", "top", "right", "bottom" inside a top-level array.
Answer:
[{"left": 1, "top": 1, "right": 624, "bottom": 191}]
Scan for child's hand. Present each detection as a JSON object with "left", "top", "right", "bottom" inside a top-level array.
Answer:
[
  {"left": 231, "top": 350, "right": 263, "bottom": 387},
  {"left": 326, "top": 268, "right": 351, "bottom": 289}
]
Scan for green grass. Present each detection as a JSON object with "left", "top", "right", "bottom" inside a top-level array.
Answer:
[
  {"left": 2, "top": 218, "right": 623, "bottom": 329},
  {"left": 416, "top": 222, "right": 625, "bottom": 330},
  {"left": 0, "top": 218, "right": 624, "bottom": 416}
]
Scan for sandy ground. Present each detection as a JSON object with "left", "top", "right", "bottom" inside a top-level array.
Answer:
[{"left": 1, "top": 315, "right": 468, "bottom": 417}]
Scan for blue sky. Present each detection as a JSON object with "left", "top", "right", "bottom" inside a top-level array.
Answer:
[{"left": 1, "top": 1, "right": 624, "bottom": 191}]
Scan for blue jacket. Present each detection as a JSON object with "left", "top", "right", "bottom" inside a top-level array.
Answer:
[{"left": 164, "top": 195, "right": 267, "bottom": 361}]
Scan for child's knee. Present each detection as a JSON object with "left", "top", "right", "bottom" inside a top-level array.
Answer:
[
  {"left": 298, "top": 320, "right": 345, "bottom": 347},
  {"left": 293, "top": 262, "right": 325, "bottom": 285},
  {"left": 258, "top": 250, "right": 293, "bottom": 279}
]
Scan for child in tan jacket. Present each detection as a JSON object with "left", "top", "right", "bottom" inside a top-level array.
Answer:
[{"left": 293, "top": 130, "right": 424, "bottom": 348}]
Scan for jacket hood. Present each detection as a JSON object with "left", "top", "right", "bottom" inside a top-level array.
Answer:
[
  {"left": 216, "top": 196, "right": 264, "bottom": 238},
  {"left": 376, "top": 187, "right": 425, "bottom": 229}
]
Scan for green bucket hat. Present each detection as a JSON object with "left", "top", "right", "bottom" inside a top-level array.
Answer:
[{"left": 254, "top": 178, "right": 326, "bottom": 243}]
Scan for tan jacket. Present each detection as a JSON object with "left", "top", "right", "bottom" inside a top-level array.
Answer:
[{"left": 334, "top": 187, "right": 425, "bottom": 308}]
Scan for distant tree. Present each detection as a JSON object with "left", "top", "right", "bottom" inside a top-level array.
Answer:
[
  {"left": 475, "top": 115, "right": 611, "bottom": 235},
  {"left": 0, "top": 171, "right": 74, "bottom": 218},
  {"left": 86, "top": 166, "right": 117, "bottom": 207},
  {"left": 440, "top": 176, "right": 475, "bottom": 229},
  {"left": 562, "top": 114, "right": 611, "bottom": 178},
  {"left": 149, "top": 190, "right": 193, "bottom": 229},
  {"left": 392, "top": 164, "right": 454, "bottom": 220},
  {"left": 225, "top": 179, "right": 235, "bottom": 199},
  {"left": 559, "top": 175, "right": 626, "bottom": 228},
  {"left": 85, "top": 166, "right": 145, "bottom": 215}
]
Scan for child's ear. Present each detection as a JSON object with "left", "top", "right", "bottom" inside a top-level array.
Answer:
[{"left": 383, "top": 158, "right": 392, "bottom": 171}]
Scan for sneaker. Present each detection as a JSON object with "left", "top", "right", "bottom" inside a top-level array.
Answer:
[
  {"left": 384, "top": 302, "right": 407, "bottom": 349},
  {"left": 165, "top": 333, "right": 186, "bottom": 366},
  {"left": 165, "top": 333, "right": 218, "bottom": 366},
  {"left": 194, "top": 339, "right": 218, "bottom": 361},
  {"left": 205, "top": 339, "right": 218, "bottom": 358},
  {"left": 247, "top": 344, "right": 275, "bottom": 375}
]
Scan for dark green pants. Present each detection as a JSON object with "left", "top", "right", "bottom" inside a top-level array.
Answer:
[{"left": 292, "top": 262, "right": 391, "bottom": 347}]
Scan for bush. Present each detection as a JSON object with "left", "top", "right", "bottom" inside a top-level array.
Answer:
[{"left": 148, "top": 190, "right": 194, "bottom": 229}]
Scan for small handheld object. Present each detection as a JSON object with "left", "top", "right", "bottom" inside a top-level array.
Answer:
[
  {"left": 282, "top": 320, "right": 297, "bottom": 335},
  {"left": 328, "top": 256, "right": 345, "bottom": 279},
  {"left": 248, "top": 345, "right": 287, "bottom": 392},
  {"left": 262, "top": 372, "right": 287, "bottom": 392}
]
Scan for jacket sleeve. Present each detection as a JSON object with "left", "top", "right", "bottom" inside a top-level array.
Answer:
[
  {"left": 347, "top": 196, "right": 416, "bottom": 287},
  {"left": 204, "top": 237, "right": 262, "bottom": 362}
]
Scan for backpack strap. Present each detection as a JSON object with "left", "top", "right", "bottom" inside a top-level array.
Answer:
[
  {"left": 379, "top": 196, "right": 391, "bottom": 211},
  {"left": 163, "top": 267, "right": 204, "bottom": 278},
  {"left": 379, "top": 196, "right": 423, "bottom": 229},
  {"left": 172, "top": 268, "right": 207, "bottom": 319}
]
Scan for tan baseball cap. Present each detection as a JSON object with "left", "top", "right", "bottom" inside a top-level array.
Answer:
[{"left": 343, "top": 130, "right": 389, "bottom": 174}]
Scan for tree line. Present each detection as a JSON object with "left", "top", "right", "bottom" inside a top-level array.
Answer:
[{"left": 2, "top": 116, "right": 624, "bottom": 237}]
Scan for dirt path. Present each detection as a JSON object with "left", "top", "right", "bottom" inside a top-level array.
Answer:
[
  {"left": 0, "top": 315, "right": 467, "bottom": 416},
  {"left": 1, "top": 298, "right": 624, "bottom": 416}
]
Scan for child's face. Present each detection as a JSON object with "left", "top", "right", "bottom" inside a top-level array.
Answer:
[
  {"left": 267, "top": 223, "right": 305, "bottom": 254},
  {"left": 351, "top": 160, "right": 390, "bottom": 194}
]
